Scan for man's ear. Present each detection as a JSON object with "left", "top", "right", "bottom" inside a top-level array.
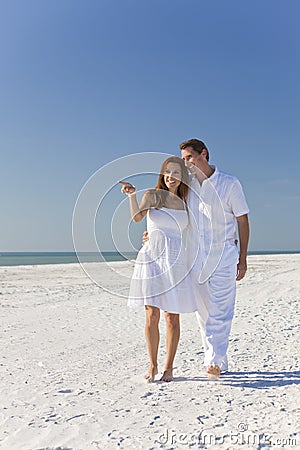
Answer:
[{"left": 200, "top": 148, "right": 208, "bottom": 160}]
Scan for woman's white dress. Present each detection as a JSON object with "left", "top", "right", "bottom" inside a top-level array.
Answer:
[{"left": 128, "top": 207, "right": 197, "bottom": 313}]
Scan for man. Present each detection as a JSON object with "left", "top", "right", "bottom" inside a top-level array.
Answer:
[{"left": 180, "top": 138, "right": 250, "bottom": 380}]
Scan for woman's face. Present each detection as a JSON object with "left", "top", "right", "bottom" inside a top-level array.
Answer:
[{"left": 163, "top": 162, "right": 182, "bottom": 193}]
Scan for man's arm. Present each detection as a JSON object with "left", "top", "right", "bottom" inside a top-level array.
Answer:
[{"left": 236, "top": 214, "right": 250, "bottom": 281}]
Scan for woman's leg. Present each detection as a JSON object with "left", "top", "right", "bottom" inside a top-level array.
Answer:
[
  {"left": 161, "top": 312, "right": 180, "bottom": 381},
  {"left": 144, "top": 305, "right": 160, "bottom": 381}
]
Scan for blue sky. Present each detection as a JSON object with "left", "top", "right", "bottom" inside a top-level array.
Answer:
[{"left": 1, "top": 0, "right": 299, "bottom": 252}]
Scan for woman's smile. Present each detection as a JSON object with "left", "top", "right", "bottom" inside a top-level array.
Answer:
[{"left": 164, "top": 162, "right": 182, "bottom": 192}]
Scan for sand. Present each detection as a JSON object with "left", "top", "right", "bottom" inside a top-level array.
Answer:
[{"left": 0, "top": 254, "right": 299, "bottom": 449}]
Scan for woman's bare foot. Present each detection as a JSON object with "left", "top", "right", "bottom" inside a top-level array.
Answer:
[
  {"left": 160, "top": 369, "right": 173, "bottom": 382},
  {"left": 144, "top": 366, "right": 158, "bottom": 383}
]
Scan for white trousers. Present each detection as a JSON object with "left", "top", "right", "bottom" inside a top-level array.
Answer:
[{"left": 193, "top": 245, "right": 238, "bottom": 369}]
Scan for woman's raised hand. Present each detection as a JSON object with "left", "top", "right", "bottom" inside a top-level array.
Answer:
[{"left": 118, "top": 181, "right": 136, "bottom": 196}]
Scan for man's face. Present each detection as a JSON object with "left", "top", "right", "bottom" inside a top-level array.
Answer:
[{"left": 181, "top": 146, "right": 207, "bottom": 172}]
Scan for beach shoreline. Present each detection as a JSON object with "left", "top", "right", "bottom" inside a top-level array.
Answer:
[{"left": 1, "top": 251, "right": 300, "bottom": 268}]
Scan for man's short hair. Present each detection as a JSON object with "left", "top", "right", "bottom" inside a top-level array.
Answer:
[{"left": 180, "top": 138, "right": 210, "bottom": 162}]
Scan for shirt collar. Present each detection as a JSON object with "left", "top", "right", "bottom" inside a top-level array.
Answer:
[
  {"left": 208, "top": 165, "right": 218, "bottom": 181},
  {"left": 189, "top": 165, "right": 218, "bottom": 185}
]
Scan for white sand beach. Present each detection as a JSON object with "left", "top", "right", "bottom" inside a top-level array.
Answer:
[{"left": 0, "top": 254, "right": 299, "bottom": 450}]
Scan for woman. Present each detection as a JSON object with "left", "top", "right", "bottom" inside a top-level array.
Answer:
[{"left": 119, "top": 156, "right": 196, "bottom": 382}]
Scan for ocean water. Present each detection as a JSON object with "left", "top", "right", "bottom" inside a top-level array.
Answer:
[
  {"left": 0, "top": 252, "right": 138, "bottom": 267},
  {"left": 0, "top": 251, "right": 299, "bottom": 267}
]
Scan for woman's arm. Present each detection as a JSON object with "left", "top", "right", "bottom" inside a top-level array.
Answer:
[{"left": 119, "top": 182, "right": 155, "bottom": 223}]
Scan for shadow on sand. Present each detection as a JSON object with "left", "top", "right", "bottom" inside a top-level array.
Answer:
[{"left": 172, "top": 371, "right": 300, "bottom": 388}]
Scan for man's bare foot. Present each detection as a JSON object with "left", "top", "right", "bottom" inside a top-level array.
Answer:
[
  {"left": 206, "top": 365, "right": 220, "bottom": 380},
  {"left": 160, "top": 369, "right": 173, "bottom": 382},
  {"left": 144, "top": 366, "right": 158, "bottom": 383}
]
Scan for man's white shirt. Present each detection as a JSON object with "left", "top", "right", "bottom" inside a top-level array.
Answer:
[{"left": 186, "top": 167, "right": 249, "bottom": 281}]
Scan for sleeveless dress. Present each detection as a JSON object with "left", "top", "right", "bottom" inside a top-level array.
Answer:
[{"left": 128, "top": 207, "right": 197, "bottom": 313}]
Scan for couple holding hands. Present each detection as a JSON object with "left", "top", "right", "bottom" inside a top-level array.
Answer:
[{"left": 120, "top": 138, "right": 249, "bottom": 383}]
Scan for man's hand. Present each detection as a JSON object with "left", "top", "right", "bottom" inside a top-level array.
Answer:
[
  {"left": 236, "top": 256, "right": 247, "bottom": 281},
  {"left": 142, "top": 231, "right": 149, "bottom": 246}
]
